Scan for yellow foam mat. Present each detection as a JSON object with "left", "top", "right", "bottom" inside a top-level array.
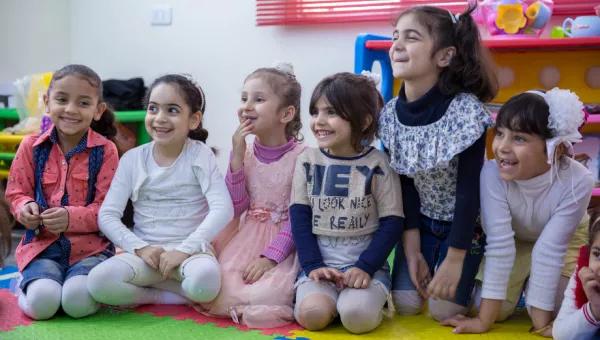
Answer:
[{"left": 290, "top": 310, "right": 537, "bottom": 339}]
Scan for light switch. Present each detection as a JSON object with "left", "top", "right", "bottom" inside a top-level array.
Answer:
[{"left": 150, "top": 5, "right": 172, "bottom": 26}]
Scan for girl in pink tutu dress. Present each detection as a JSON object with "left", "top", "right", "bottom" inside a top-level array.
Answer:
[{"left": 201, "top": 62, "right": 305, "bottom": 328}]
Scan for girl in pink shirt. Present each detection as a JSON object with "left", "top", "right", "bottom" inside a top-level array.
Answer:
[
  {"left": 201, "top": 62, "right": 306, "bottom": 328},
  {"left": 5, "top": 64, "right": 119, "bottom": 320}
]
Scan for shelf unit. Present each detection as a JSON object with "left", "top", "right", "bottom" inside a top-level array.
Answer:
[{"left": 354, "top": 34, "right": 600, "bottom": 195}]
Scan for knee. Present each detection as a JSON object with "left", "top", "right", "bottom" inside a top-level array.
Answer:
[
  {"left": 428, "top": 300, "right": 469, "bottom": 322},
  {"left": 181, "top": 258, "right": 221, "bottom": 303},
  {"left": 295, "top": 295, "right": 336, "bottom": 331},
  {"left": 338, "top": 300, "right": 382, "bottom": 334},
  {"left": 62, "top": 277, "right": 98, "bottom": 318},
  {"left": 23, "top": 281, "right": 62, "bottom": 320},
  {"left": 392, "top": 290, "right": 424, "bottom": 316},
  {"left": 87, "top": 261, "right": 128, "bottom": 304},
  {"left": 87, "top": 264, "right": 112, "bottom": 300}
]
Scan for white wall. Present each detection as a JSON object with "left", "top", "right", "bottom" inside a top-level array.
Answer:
[
  {"left": 69, "top": 0, "right": 393, "bottom": 171},
  {"left": 0, "top": 0, "right": 70, "bottom": 83}
]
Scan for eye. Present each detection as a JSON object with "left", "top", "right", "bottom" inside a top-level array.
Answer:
[
  {"left": 514, "top": 135, "right": 526, "bottom": 142},
  {"left": 169, "top": 108, "right": 179, "bottom": 114},
  {"left": 593, "top": 250, "right": 600, "bottom": 258},
  {"left": 494, "top": 130, "right": 504, "bottom": 137},
  {"left": 327, "top": 109, "right": 336, "bottom": 115},
  {"left": 392, "top": 34, "right": 399, "bottom": 41},
  {"left": 56, "top": 97, "right": 67, "bottom": 103},
  {"left": 309, "top": 110, "right": 318, "bottom": 117},
  {"left": 256, "top": 97, "right": 265, "bottom": 103},
  {"left": 79, "top": 101, "right": 90, "bottom": 106},
  {"left": 241, "top": 96, "right": 247, "bottom": 102},
  {"left": 148, "top": 105, "right": 158, "bottom": 113}
]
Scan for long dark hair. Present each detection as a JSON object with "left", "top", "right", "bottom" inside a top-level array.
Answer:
[
  {"left": 47, "top": 64, "right": 117, "bottom": 137},
  {"left": 395, "top": 5, "right": 498, "bottom": 103}
]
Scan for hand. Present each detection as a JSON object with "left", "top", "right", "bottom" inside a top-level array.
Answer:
[
  {"left": 19, "top": 202, "right": 41, "bottom": 230},
  {"left": 159, "top": 250, "right": 190, "bottom": 279},
  {"left": 230, "top": 117, "right": 252, "bottom": 172},
  {"left": 243, "top": 257, "right": 276, "bottom": 284},
  {"left": 579, "top": 266, "right": 600, "bottom": 320},
  {"left": 135, "top": 245, "right": 165, "bottom": 270},
  {"left": 428, "top": 249, "right": 465, "bottom": 300},
  {"left": 308, "top": 267, "right": 344, "bottom": 289},
  {"left": 407, "top": 252, "right": 431, "bottom": 299},
  {"left": 530, "top": 307, "right": 553, "bottom": 337},
  {"left": 441, "top": 314, "right": 492, "bottom": 334},
  {"left": 40, "top": 207, "right": 69, "bottom": 234},
  {"left": 343, "top": 267, "right": 371, "bottom": 289}
]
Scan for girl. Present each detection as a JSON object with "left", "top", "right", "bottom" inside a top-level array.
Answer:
[
  {"left": 0, "top": 183, "right": 13, "bottom": 268},
  {"left": 553, "top": 211, "right": 600, "bottom": 339},
  {"left": 87, "top": 74, "right": 234, "bottom": 306},
  {"left": 291, "top": 72, "right": 404, "bottom": 334},
  {"left": 200, "top": 62, "right": 305, "bottom": 328},
  {"left": 443, "top": 89, "right": 593, "bottom": 336},
  {"left": 5, "top": 64, "right": 119, "bottom": 320},
  {"left": 378, "top": 5, "right": 498, "bottom": 320}
]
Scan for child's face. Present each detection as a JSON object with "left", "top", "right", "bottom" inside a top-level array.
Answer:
[
  {"left": 44, "top": 75, "right": 104, "bottom": 142},
  {"left": 590, "top": 231, "right": 600, "bottom": 276},
  {"left": 239, "top": 77, "right": 286, "bottom": 139},
  {"left": 492, "top": 127, "right": 550, "bottom": 181},
  {"left": 145, "top": 83, "right": 201, "bottom": 147},
  {"left": 310, "top": 96, "right": 355, "bottom": 157},
  {"left": 390, "top": 14, "right": 449, "bottom": 81}
]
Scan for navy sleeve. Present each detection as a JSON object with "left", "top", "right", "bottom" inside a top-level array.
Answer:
[
  {"left": 447, "top": 134, "right": 487, "bottom": 250},
  {"left": 290, "top": 203, "right": 326, "bottom": 274},
  {"left": 400, "top": 175, "right": 421, "bottom": 230},
  {"left": 355, "top": 216, "right": 404, "bottom": 277}
]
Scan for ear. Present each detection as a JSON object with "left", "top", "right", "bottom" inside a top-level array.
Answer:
[
  {"left": 280, "top": 106, "right": 296, "bottom": 124},
  {"left": 93, "top": 103, "right": 107, "bottom": 121},
  {"left": 189, "top": 111, "right": 203, "bottom": 130},
  {"left": 362, "top": 115, "right": 373, "bottom": 132},
  {"left": 43, "top": 94, "right": 50, "bottom": 113},
  {"left": 436, "top": 46, "right": 456, "bottom": 68}
]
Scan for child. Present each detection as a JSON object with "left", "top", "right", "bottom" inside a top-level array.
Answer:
[
  {"left": 200, "top": 62, "right": 305, "bottom": 328},
  {"left": 442, "top": 89, "right": 593, "bottom": 336},
  {"left": 87, "top": 74, "right": 234, "bottom": 306},
  {"left": 291, "top": 72, "right": 404, "bottom": 334},
  {"left": 378, "top": 5, "right": 498, "bottom": 320},
  {"left": 5, "top": 64, "right": 119, "bottom": 320},
  {"left": 553, "top": 211, "right": 600, "bottom": 339},
  {"left": 0, "top": 183, "right": 13, "bottom": 268}
]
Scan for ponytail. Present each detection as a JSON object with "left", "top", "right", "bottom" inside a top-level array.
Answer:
[
  {"left": 396, "top": 5, "right": 498, "bottom": 103},
  {"left": 90, "top": 104, "right": 117, "bottom": 138}
]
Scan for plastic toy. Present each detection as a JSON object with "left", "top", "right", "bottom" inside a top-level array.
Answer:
[{"left": 472, "top": 0, "right": 554, "bottom": 38}]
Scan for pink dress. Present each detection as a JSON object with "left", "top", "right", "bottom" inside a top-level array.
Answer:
[{"left": 202, "top": 142, "right": 304, "bottom": 328}]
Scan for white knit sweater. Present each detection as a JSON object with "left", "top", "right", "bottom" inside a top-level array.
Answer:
[{"left": 479, "top": 158, "right": 593, "bottom": 311}]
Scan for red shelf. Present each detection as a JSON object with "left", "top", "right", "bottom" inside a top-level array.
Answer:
[{"left": 365, "top": 37, "right": 600, "bottom": 52}]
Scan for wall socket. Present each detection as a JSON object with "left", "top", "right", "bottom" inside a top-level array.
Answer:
[{"left": 150, "top": 5, "right": 172, "bottom": 26}]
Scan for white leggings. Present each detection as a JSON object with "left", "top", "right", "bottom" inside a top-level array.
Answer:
[
  {"left": 18, "top": 276, "right": 99, "bottom": 320},
  {"left": 294, "top": 279, "right": 388, "bottom": 334},
  {"left": 87, "top": 252, "right": 221, "bottom": 306}
]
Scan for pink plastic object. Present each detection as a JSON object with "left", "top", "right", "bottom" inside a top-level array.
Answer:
[{"left": 480, "top": 0, "right": 554, "bottom": 38}]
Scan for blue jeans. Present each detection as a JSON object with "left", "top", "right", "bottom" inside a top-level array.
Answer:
[
  {"left": 20, "top": 242, "right": 112, "bottom": 292},
  {"left": 391, "top": 215, "right": 485, "bottom": 306}
]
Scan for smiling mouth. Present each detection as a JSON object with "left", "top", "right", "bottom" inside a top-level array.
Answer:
[
  {"left": 60, "top": 117, "right": 81, "bottom": 124},
  {"left": 315, "top": 130, "right": 334, "bottom": 139},
  {"left": 499, "top": 158, "right": 518, "bottom": 169},
  {"left": 152, "top": 127, "right": 173, "bottom": 135}
]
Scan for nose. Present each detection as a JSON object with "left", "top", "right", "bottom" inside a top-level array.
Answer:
[
  {"left": 389, "top": 39, "right": 405, "bottom": 56},
  {"left": 496, "top": 135, "right": 511, "bottom": 154},
  {"left": 241, "top": 100, "right": 253, "bottom": 113},
  {"left": 155, "top": 108, "right": 168, "bottom": 123},
  {"left": 64, "top": 101, "right": 78, "bottom": 114},
  {"left": 313, "top": 112, "right": 326, "bottom": 126}
]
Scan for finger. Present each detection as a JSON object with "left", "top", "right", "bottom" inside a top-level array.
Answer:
[
  {"left": 41, "top": 209, "right": 63, "bottom": 219},
  {"left": 146, "top": 257, "right": 159, "bottom": 270},
  {"left": 427, "top": 279, "right": 437, "bottom": 299},
  {"left": 440, "top": 285, "right": 450, "bottom": 301},
  {"left": 250, "top": 268, "right": 264, "bottom": 284},
  {"left": 29, "top": 204, "right": 40, "bottom": 216},
  {"left": 163, "top": 264, "right": 173, "bottom": 280},
  {"left": 361, "top": 277, "right": 370, "bottom": 289},
  {"left": 243, "top": 264, "right": 254, "bottom": 281},
  {"left": 41, "top": 217, "right": 64, "bottom": 226},
  {"left": 448, "top": 284, "right": 458, "bottom": 300},
  {"left": 431, "top": 282, "right": 442, "bottom": 301},
  {"left": 440, "top": 317, "right": 459, "bottom": 327},
  {"left": 332, "top": 269, "right": 344, "bottom": 279},
  {"left": 323, "top": 270, "right": 332, "bottom": 281},
  {"left": 245, "top": 268, "right": 258, "bottom": 284}
]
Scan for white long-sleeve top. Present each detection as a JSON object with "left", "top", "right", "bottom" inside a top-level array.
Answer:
[
  {"left": 99, "top": 139, "right": 234, "bottom": 255},
  {"left": 480, "top": 158, "right": 593, "bottom": 311},
  {"left": 553, "top": 266, "right": 600, "bottom": 340}
]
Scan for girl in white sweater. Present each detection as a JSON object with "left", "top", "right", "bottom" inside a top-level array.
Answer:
[
  {"left": 442, "top": 88, "right": 593, "bottom": 336},
  {"left": 553, "top": 211, "right": 600, "bottom": 339},
  {"left": 87, "top": 74, "right": 234, "bottom": 306}
]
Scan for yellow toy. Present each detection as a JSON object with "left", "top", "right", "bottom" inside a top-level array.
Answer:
[{"left": 496, "top": 3, "right": 527, "bottom": 34}]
